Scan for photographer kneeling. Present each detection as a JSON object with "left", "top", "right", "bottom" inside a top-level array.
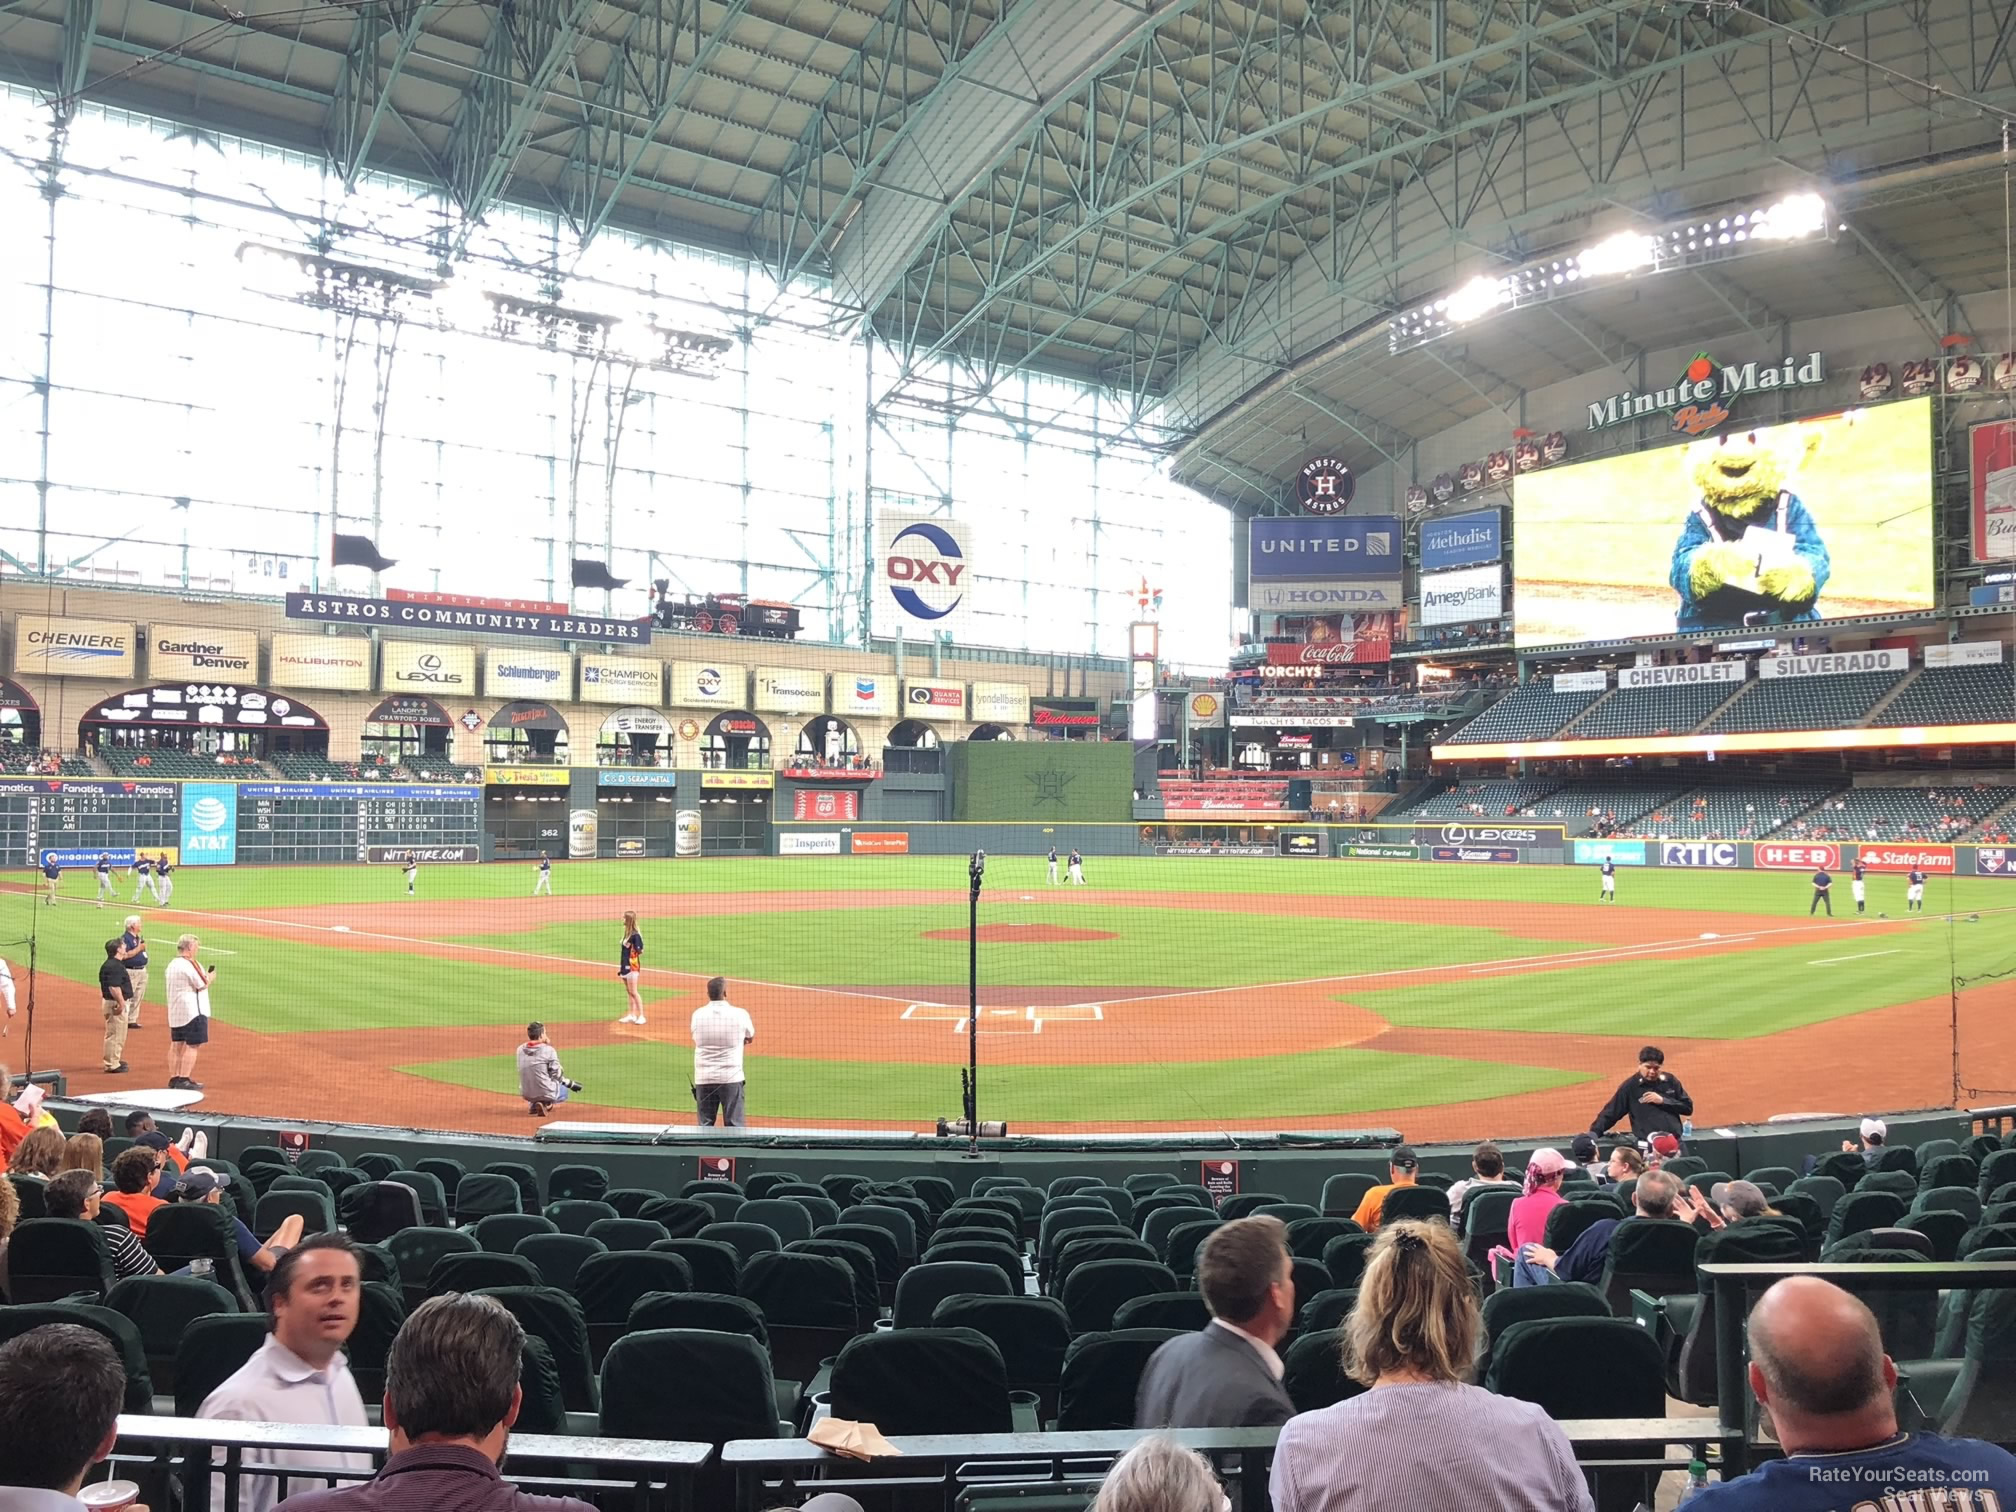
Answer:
[{"left": 516, "top": 1022, "right": 581, "bottom": 1118}]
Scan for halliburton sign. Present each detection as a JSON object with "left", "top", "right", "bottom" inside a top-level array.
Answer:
[
  {"left": 1756, "top": 842, "right": 1839, "bottom": 870},
  {"left": 1856, "top": 844, "right": 1955, "bottom": 874}
]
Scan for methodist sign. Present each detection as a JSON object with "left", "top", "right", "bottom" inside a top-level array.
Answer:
[
  {"left": 1247, "top": 517, "right": 1402, "bottom": 610},
  {"left": 1419, "top": 509, "right": 1502, "bottom": 571}
]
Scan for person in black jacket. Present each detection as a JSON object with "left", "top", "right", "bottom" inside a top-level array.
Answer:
[
  {"left": 1590, "top": 1044, "right": 1691, "bottom": 1143},
  {"left": 1135, "top": 1216, "right": 1295, "bottom": 1428}
]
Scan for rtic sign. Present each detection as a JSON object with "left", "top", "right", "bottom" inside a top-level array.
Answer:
[
  {"left": 1660, "top": 841, "right": 1738, "bottom": 868},
  {"left": 1856, "top": 845, "right": 1955, "bottom": 874},
  {"left": 1756, "top": 843, "right": 1839, "bottom": 870}
]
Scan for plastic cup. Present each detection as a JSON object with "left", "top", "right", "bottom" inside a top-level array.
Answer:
[{"left": 78, "top": 1481, "right": 139, "bottom": 1511}]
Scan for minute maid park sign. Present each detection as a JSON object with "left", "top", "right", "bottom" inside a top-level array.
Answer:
[{"left": 1587, "top": 350, "right": 1825, "bottom": 435}]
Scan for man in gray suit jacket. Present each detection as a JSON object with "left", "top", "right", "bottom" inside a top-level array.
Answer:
[{"left": 1135, "top": 1215, "right": 1296, "bottom": 1428}]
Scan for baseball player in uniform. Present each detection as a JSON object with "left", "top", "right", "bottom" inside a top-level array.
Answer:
[
  {"left": 1599, "top": 857, "right": 1616, "bottom": 901},
  {"left": 95, "top": 853, "right": 114, "bottom": 906},
  {"left": 1047, "top": 847, "right": 1059, "bottom": 886},
  {"left": 404, "top": 857, "right": 418, "bottom": 896},
  {"left": 1851, "top": 858, "right": 1866, "bottom": 913},
  {"left": 41, "top": 856, "right": 59, "bottom": 905},
  {"left": 153, "top": 854, "right": 173, "bottom": 905},
  {"left": 1907, "top": 867, "right": 1926, "bottom": 912},
  {"left": 617, "top": 910, "right": 646, "bottom": 1025},
  {"left": 131, "top": 854, "right": 154, "bottom": 904},
  {"left": 1067, "top": 849, "right": 1085, "bottom": 885},
  {"left": 534, "top": 851, "right": 553, "bottom": 896}
]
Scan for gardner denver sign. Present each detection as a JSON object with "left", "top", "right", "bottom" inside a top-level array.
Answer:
[{"left": 1587, "top": 351, "right": 1826, "bottom": 434}]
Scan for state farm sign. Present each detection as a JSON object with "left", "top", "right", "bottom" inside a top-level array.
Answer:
[
  {"left": 1856, "top": 844, "right": 1955, "bottom": 874},
  {"left": 1756, "top": 843, "right": 1839, "bottom": 870}
]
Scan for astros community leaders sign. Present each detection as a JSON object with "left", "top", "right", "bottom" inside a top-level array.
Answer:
[{"left": 286, "top": 591, "right": 646, "bottom": 644}]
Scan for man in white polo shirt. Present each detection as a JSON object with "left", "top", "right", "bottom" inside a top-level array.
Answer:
[
  {"left": 165, "top": 931, "right": 216, "bottom": 1091},
  {"left": 690, "top": 975, "right": 755, "bottom": 1128},
  {"left": 198, "top": 1234, "right": 370, "bottom": 1512}
]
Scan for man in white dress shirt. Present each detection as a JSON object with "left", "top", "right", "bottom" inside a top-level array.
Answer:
[
  {"left": 198, "top": 1234, "right": 371, "bottom": 1512},
  {"left": 0, "top": 1323, "right": 129, "bottom": 1512},
  {"left": 689, "top": 975, "right": 755, "bottom": 1128}
]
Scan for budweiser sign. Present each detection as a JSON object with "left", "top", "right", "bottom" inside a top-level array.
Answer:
[{"left": 1856, "top": 844, "right": 1955, "bottom": 874}]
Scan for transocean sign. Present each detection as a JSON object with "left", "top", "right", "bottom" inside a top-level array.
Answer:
[{"left": 1586, "top": 351, "right": 1826, "bottom": 433}]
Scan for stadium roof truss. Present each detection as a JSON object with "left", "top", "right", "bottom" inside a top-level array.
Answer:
[{"left": 2, "top": 0, "right": 2014, "bottom": 505}]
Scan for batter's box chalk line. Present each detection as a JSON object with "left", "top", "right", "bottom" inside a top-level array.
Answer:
[
  {"left": 1029, "top": 1003, "right": 1104, "bottom": 1023},
  {"left": 900, "top": 1003, "right": 962, "bottom": 1020}
]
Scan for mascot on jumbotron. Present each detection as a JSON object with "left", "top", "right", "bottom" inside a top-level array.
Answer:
[{"left": 1667, "top": 424, "right": 1832, "bottom": 632}]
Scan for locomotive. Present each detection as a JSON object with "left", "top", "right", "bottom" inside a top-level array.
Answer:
[{"left": 651, "top": 587, "right": 801, "bottom": 639}]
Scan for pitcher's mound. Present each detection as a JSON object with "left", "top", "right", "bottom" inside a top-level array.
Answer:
[{"left": 923, "top": 924, "right": 1118, "bottom": 943}]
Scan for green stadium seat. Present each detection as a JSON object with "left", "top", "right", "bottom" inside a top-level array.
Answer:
[
  {"left": 426, "top": 1250, "right": 541, "bottom": 1297},
  {"left": 1060, "top": 1258, "right": 1174, "bottom": 1334},
  {"left": 547, "top": 1165, "right": 610, "bottom": 1204},
  {"left": 830, "top": 1327, "right": 1013, "bottom": 1436},
  {"left": 585, "top": 1217, "right": 669, "bottom": 1252},
  {"left": 474, "top": 1213, "right": 556, "bottom": 1252},
  {"left": 103, "top": 1274, "right": 238, "bottom": 1397},
  {"left": 651, "top": 1237, "right": 743, "bottom": 1295},
  {"left": 513, "top": 1233, "right": 606, "bottom": 1292},
  {"left": 1283, "top": 1330, "right": 1364, "bottom": 1414},
  {"left": 1055, "top": 1328, "right": 1181, "bottom": 1430}
]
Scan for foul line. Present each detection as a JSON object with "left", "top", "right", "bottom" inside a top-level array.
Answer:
[{"left": 1810, "top": 950, "right": 1902, "bottom": 966}]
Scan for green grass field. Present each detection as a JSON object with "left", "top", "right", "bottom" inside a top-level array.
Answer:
[{"left": 10, "top": 856, "right": 2012, "bottom": 1128}]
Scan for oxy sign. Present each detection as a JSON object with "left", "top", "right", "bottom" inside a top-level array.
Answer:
[{"left": 877, "top": 511, "right": 973, "bottom": 633}]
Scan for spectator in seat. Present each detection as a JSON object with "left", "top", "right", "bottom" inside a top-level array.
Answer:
[
  {"left": 1092, "top": 1438, "right": 1226, "bottom": 1512},
  {"left": 1444, "top": 1142, "right": 1514, "bottom": 1222},
  {"left": 0, "top": 1176, "right": 16, "bottom": 1298},
  {"left": 1350, "top": 1145, "right": 1422, "bottom": 1231},
  {"left": 1515, "top": 1168, "right": 1681, "bottom": 1287},
  {"left": 1570, "top": 1133, "right": 1604, "bottom": 1183},
  {"left": 1673, "top": 1179, "right": 1774, "bottom": 1231},
  {"left": 1272, "top": 1221, "right": 1593, "bottom": 1512},
  {"left": 44, "top": 1169, "right": 159, "bottom": 1279},
  {"left": 1496, "top": 1147, "right": 1569, "bottom": 1272},
  {"left": 57, "top": 1132, "right": 103, "bottom": 1181},
  {"left": 173, "top": 1167, "right": 305, "bottom": 1275},
  {"left": 0, "top": 1324, "right": 129, "bottom": 1505},
  {"left": 198, "top": 1234, "right": 370, "bottom": 1512},
  {"left": 1684, "top": 1276, "right": 2016, "bottom": 1508},
  {"left": 282, "top": 1293, "right": 593, "bottom": 1512},
  {"left": 1135, "top": 1216, "right": 1294, "bottom": 1428},
  {"left": 0, "top": 1064, "right": 27, "bottom": 1168},
  {"left": 6, "top": 1127, "right": 63, "bottom": 1178},
  {"left": 1603, "top": 1144, "right": 1647, "bottom": 1187},
  {"left": 75, "top": 1107, "right": 112, "bottom": 1141},
  {"left": 102, "top": 1146, "right": 167, "bottom": 1238}
]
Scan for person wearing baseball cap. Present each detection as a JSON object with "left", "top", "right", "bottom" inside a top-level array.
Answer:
[
  {"left": 1675, "top": 1179, "right": 1774, "bottom": 1231},
  {"left": 1647, "top": 1131, "right": 1683, "bottom": 1165},
  {"left": 1589, "top": 1045, "right": 1692, "bottom": 1145},
  {"left": 1350, "top": 1145, "right": 1421, "bottom": 1231},
  {"left": 173, "top": 1166, "right": 305, "bottom": 1275}
]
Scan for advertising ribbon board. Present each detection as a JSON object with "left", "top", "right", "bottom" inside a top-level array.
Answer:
[
  {"left": 149, "top": 626, "right": 258, "bottom": 680},
  {"left": 484, "top": 649, "right": 573, "bottom": 698},
  {"left": 701, "top": 771, "right": 774, "bottom": 790},
  {"left": 1759, "top": 649, "right": 1908, "bottom": 679},
  {"left": 1924, "top": 642, "right": 2005, "bottom": 668},
  {"left": 597, "top": 769, "right": 677, "bottom": 788},
  {"left": 1553, "top": 671, "right": 1607, "bottom": 693},
  {"left": 1431, "top": 845, "right": 1519, "bottom": 863},
  {"left": 1756, "top": 842, "right": 1839, "bottom": 870},
  {"left": 1156, "top": 844, "right": 1275, "bottom": 857},
  {"left": 670, "top": 661, "right": 745, "bottom": 707},
  {"left": 12, "top": 616, "right": 136, "bottom": 679},
  {"left": 851, "top": 831, "right": 910, "bottom": 854},
  {"left": 903, "top": 680, "right": 966, "bottom": 719},
  {"left": 1855, "top": 844, "right": 1955, "bottom": 874},
  {"left": 1574, "top": 838, "right": 1646, "bottom": 865},
  {"left": 484, "top": 767, "right": 571, "bottom": 787},
  {"left": 579, "top": 655, "right": 664, "bottom": 705},
  {"left": 1660, "top": 841, "right": 1739, "bottom": 867},
  {"left": 364, "top": 845, "right": 479, "bottom": 863},
  {"left": 270, "top": 633, "right": 371, "bottom": 691},
  {"left": 791, "top": 789, "right": 859, "bottom": 821},
  {"left": 1248, "top": 517, "right": 1403, "bottom": 611},
  {"left": 286, "top": 591, "right": 646, "bottom": 644},
  {"left": 1344, "top": 844, "right": 1419, "bottom": 860},
  {"left": 1978, "top": 848, "right": 2015, "bottom": 876},
  {"left": 1419, "top": 509, "right": 1503, "bottom": 572},
  {"left": 780, "top": 832, "right": 843, "bottom": 855},
  {"left": 1619, "top": 662, "right": 1747, "bottom": 689}
]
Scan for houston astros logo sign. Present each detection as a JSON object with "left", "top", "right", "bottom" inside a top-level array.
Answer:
[{"left": 1295, "top": 456, "right": 1354, "bottom": 515}]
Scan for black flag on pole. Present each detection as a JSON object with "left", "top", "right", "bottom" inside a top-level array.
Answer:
[
  {"left": 571, "top": 558, "right": 629, "bottom": 591},
  {"left": 331, "top": 533, "right": 397, "bottom": 572}
]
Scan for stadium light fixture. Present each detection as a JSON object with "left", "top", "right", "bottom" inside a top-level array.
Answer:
[
  {"left": 234, "top": 243, "right": 439, "bottom": 318},
  {"left": 1387, "top": 191, "right": 1835, "bottom": 355}
]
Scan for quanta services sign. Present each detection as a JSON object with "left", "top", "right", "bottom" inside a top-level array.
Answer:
[
  {"left": 1756, "top": 842, "right": 1839, "bottom": 870},
  {"left": 1855, "top": 844, "right": 1955, "bottom": 874}
]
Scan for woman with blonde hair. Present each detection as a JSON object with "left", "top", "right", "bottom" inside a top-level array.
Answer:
[
  {"left": 6, "top": 1126, "right": 64, "bottom": 1178},
  {"left": 58, "top": 1131, "right": 104, "bottom": 1181},
  {"left": 1094, "top": 1437, "right": 1227, "bottom": 1512},
  {"left": 0, "top": 1174, "right": 17, "bottom": 1296},
  {"left": 1271, "top": 1221, "right": 1592, "bottom": 1511}
]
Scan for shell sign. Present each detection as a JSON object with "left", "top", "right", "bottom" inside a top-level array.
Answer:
[{"left": 1188, "top": 692, "right": 1225, "bottom": 727}]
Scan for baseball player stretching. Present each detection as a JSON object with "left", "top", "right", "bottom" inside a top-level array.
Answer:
[
  {"left": 534, "top": 851, "right": 553, "bottom": 896},
  {"left": 1851, "top": 858, "right": 1866, "bottom": 914},
  {"left": 95, "top": 853, "right": 115, "bottom": 907},
  {"left": 132, "top": 854, "right": 154, "bottom": 905}
]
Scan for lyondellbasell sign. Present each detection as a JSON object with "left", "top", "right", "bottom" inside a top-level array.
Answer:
[{"left": 1586, "top": 351, "right": 1825, "bottom": 434}]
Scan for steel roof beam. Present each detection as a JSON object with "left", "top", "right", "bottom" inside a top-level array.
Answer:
[
  {"left": 549, "top": 0, "right": 754, "bottom": 247},
  {"left": 1846, "top": 223, "right": 1964, "bottom": 347},
  {"left": 53, "top": 0, "right": 98, "bottom": 124},
  {"left": 441, "top": 0, "right": 603, "bottom": 255},
  {"left": 326, "top": 0, "right": 445, "bottom": 187}
]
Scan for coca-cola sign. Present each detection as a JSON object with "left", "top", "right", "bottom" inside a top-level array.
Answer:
[{"left": 1266, "top": 643, "right": 1381, "bottom": 666}]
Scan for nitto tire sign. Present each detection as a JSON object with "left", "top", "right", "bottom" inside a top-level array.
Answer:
[
  {"left": 364, "top": 845, "right": 479, "bottom": 863},
  {"left": 1756, "top": 842, "right": 1839, "bottom": 870},
  {"left": 1661, "top": 841, "right": 1738, "bottom": 868}
]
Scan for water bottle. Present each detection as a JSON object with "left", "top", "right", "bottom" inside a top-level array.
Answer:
[
  {"left": 1682, "top": 1118, "right": 1694, "bottom": 1140},
  {"left": 190, "top": 1257, "right": 213, "bottom": 1280},
  {"left": 1676, "top": 1457, "right": 1710, "bottom": 1502}
]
